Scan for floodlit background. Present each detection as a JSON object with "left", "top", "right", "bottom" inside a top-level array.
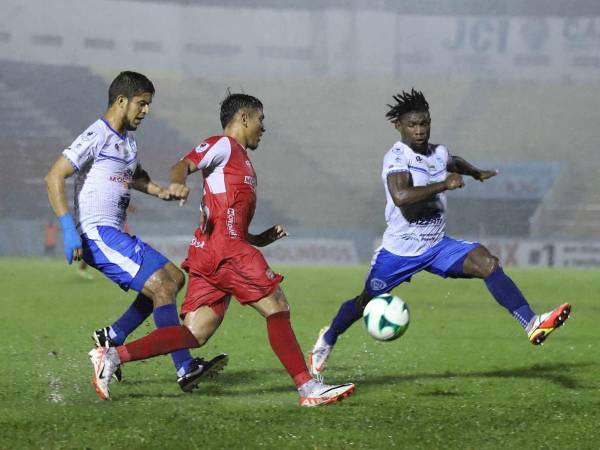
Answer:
[{"left": 1, "top": 0, "right": 599, "bottom": 266}]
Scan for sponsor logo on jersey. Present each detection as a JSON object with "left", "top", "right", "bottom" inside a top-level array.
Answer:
[
  {"left": 265, "top": 268, "right": 275, "bottom": 280},
  {"left": 109, "top": 170, "right": 133, "bottom": 186},
  {"left": 190, "top": 237, "right": 205, "bottom": 249},
  {"left": 244, "top": 176, "right": 257, "bottom": 190},
  {"left": 415, "top": 155, "right": 423, "bottom": 162},
  {"left": 370, "top": 278, "right": 387, "bottom": 291},
  {"left": 407, "top": 213, "right": 443, "bottom": 226},
  {"left": 392, "top": 147, "right": 404, "bottom": 155},
  {"left": 195, "top": 142, "right": 210, "bottom": 153},
  {"left": 226, "top": 208, "right": 239, "bottom": 238}
]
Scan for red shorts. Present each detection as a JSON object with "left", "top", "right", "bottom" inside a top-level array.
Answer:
[{"left": 180, "top": 239, "right": 283, "bottom": 317}]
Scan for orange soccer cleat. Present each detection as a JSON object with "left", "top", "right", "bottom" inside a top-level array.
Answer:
[{"left": 527, "top": 303, "right": 571, "bottom": 345}]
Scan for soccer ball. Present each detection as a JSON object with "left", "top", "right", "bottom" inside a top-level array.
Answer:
[{"left": 363, "top": 293, "right": 410, "bottom": 341}]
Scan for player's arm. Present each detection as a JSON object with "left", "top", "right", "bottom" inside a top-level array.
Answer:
[
  {"left": 44, "top": 155, "right": 82, "bottom": 264},
  {"left": 168, "top": 158, "right": 198, "bottom": 205},
  {"left": 387, "top": 171, "right": 464, "bottom": 207},
  {"left": 131, "top": 164, "right": 171, "bottom": 200},
  {"left": 247, "top": 225, "right": 288, "bottom": 247},
  {"left": 447, "top": 155, "right": 497, "bottom": 182}
]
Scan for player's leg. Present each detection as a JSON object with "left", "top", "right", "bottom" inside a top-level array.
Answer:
[
  {"left": 441, "top": 241, "right": 570, "bottom": 344},
  {"left": 310, "top": 246, "right": 419, "bottom": 377},
  {"left": 307, "top": 289, "right": 369, "bottom": 379},
  {"left": 178, "top": 299, "right": 230, "bottom": 392},
  {"left": 250, "top": 287, "right": 355, "bottom": 406}
]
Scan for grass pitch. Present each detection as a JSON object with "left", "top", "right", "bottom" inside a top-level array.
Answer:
[{"left": 1, "top": 258, "right": 598, "bottom": 449}]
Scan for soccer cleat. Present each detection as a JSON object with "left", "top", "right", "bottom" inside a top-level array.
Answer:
[
  {"left": 308, "top": 326, "right": 333, "bottom": 380},
  {"left": 88, "top": 347, "right": 120, "bottom": 400},
  {"left": 527, "top": 303, "right": 571, "bottom": 345},
  {"left": 298, "top": 379, "right": 355, "bottom": 407},
  {"left": 92, "top": 327, "right": 122, "bottom": 382},
  {"left": 177, "top": 354, "right": 229, "bottom": 393}
]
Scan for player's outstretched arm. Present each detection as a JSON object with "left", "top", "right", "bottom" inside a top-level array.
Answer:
[
  {"left": 168, "top": 159, "right": 197, "bottom": 206},
  {"left": 131, "top": 165, "right": 171, "bottom": 200},
  {"left": 447, "top": 155, "right": 498, "bottom": 181},
  {"left": 247, "top": 225, "right": 288, "bottom": 247},
  {"left": 44, "top": 156, "right": 82, "bottom": 264}
]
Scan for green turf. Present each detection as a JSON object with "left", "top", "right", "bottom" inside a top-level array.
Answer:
[{"left": 1, "top": 258, "right": 598, "bottom": 449}]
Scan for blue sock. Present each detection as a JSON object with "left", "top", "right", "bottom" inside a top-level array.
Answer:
[
  {"left": 324, "top": 297, "right": 362, "bottom": 346},
  {"left": 484, "top": 268, "right": 536, "bottom": 328},
  {"left": 153, "top": 303, "right": 194, "bottom": 376},
  {"left": 109, "top": 294, "right": 154, "bottom": 345}
]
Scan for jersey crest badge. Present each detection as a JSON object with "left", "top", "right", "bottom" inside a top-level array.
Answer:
[
  {"left": 195, "top": 142, "right": 210, "bottom": 153},
  {"left": 81, "top": 131, "right": 96, "bottom": 141}
]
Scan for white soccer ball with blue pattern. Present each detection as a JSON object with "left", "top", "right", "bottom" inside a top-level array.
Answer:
[{"left": 363, "top": 293, "right": 410, "bottom": 341}]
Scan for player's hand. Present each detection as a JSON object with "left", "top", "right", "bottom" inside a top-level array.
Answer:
[
  {"left": 59, "top": 214, "right": 83, "bottom": 264},
  {"left": 444, "top": 173, "right": 464, "bottom": 191},
  {"left": 168, "top": 183, "right": 190, "bottom": 206},
  {"left": 473, "top": 169, "right": 498, "bottom": 182},
  {"left": 260, "top": 225, "right": 288, "bottom": 246},
  {"left": 157, "top": 187, "right": 172, "bottom": 201}
]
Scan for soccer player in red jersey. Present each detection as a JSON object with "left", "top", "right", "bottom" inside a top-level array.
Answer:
[{"left": 168, "top": 93, "right": 355, "bottom": 407}]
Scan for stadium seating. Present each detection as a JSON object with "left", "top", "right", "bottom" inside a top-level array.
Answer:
[{"left": 2, "top": 60, "right": 599, "bottom": 241}]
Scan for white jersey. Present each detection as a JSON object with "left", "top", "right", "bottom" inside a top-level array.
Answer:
[
  {"left": 62, "top": 119, "right": 139, "bottom": 234},
  {"left": 381, "top": 141, "right": 450, "bottom": 256}
]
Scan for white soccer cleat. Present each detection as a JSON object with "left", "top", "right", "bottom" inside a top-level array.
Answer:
[
  {"left": 298, "top": 379, "right": 355, "bottom": 407},
  {"left": 88, "top": 347, "right": 120, "bottom": 400},
  {"left": 308, "top": 326, "right": 333, "bottom": 379}
]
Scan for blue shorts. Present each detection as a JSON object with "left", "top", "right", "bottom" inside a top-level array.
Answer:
[
  {"left": 365, "top": 236, "right": 480, "bottom": 297},
  {"left": 81, "top": 226, "right": 169, "bottom": 292}
]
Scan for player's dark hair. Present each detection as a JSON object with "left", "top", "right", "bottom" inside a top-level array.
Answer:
[
  {"left": 220, "top": 92, "right": 263, "bottom": 128},
  {"left": 386, "top": 88, "right": 429, "bottom": 123},
  {"left": 108, "top": 71, "right": 155, "bottom": 106}
]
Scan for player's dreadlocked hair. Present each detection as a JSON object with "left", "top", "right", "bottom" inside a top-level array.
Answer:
[
  {"left": 385, "top": 89, "right": 429, "bottom": 123},
  {"left": 220, "top": 91, "right": 263, "bottom": 128}
]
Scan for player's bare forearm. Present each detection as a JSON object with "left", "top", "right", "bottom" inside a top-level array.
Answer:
[
  {"left": 247, "top": 225, "right": 288, "bottom": 247},
  {"left": 448, "top": 156, "right": 497, "bottom": 181},
  {"left": 246, "top": 233, "right": 262, "bottom": 246},
  {"left": 170, "top": 159, "right": 194, "bottom": 185},
  {"left": 392, "top": 183, "right": 447, "bottom": 207},
  {"left": 169, "top": 159, "right": 196, "bottom": 203},
  {"left": 132, "top": 169, "right": 170, "bottom": 199},
  {"left": 387, "top": 173, "right": 446, "bottom": 207},
  {"left": 45, "top": 156, "right": 74, "bottom": 217}
]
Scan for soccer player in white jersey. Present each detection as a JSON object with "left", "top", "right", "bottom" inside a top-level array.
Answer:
[
  {"left": 308, "top": 89, "right": 571, "bottom": 379},
  {"left": 45, "top": 71, "right": 226, "bottom": 400}
]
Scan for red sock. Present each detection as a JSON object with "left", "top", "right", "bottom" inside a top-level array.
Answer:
[
  {"left": 116, "top": 325, "right": 199, "bottom": 363},
  {"left": 266, "top": 311, "right": 312, "bottom": 387}
]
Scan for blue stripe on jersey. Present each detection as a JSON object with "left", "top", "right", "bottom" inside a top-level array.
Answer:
[
  {"left": 407, "top": 165, "right": 429, "bottom": 175},
  {"left": 97, "top": 152, "right": 136, "bottom": 164},
  {"left": 100, "top": 118, "right": 126, "bottom": 140}
]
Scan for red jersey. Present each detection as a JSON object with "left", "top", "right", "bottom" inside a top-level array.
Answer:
[
  {"left": 183, "top": 135, "right": 257, "bottom": 245},
  {"left": 180, "top": 135, "right": 283, "bottom": 310}
]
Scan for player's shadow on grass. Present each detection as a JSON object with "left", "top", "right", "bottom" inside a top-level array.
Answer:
[{"left": 348, "top": 361, "right": 594, "bottom": 390}]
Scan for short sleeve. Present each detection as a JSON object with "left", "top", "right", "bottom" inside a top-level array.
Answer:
[
  {"left": 183, "top": 137, "right": 231, "bottom": 171},
  {"left": 62, "top": 129, "right": 101, "bottom": 171},
  {"left": 382, "top": 145, "right": 410, "bottom": 178}
]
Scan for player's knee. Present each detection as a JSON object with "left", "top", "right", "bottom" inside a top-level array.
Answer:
[
  {"left": 171, "top": 268, "right": 185, "bottom": 292},
  {"left": 154, "top": 273, "right": 179, "bottom": 302},
  {"left": 356, "top": 292, "right": 371, "bottom": 312},
  {"left": 481, "top": 255, "right": 500, "bottom": 278}
]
